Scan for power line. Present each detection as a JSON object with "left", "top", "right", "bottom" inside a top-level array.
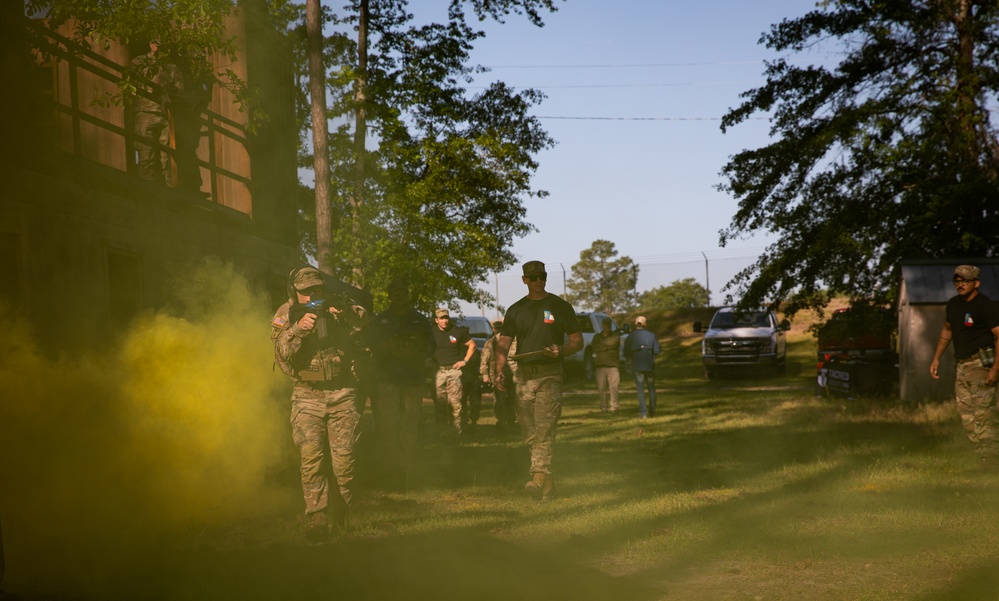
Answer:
[
  {"left": 485, "top": 60, "right": 765, "bottom": 69},
  {"left": 536, "top": 115, "right": 767, "bottom": 121},
  {"left": 512, "top": 80, "right": 761, "bottom": 89}
]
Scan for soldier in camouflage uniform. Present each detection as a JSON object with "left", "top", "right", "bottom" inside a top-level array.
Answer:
[
  {"left": 271, "top": 266, "right": 369, "bottom": 542},
  {"left": 481, "top": 320, "right": 518, "bottom": 431},
  {"left": 431, "top": 308, "right": 476, "bottom": 438},
  {"left": 494, "top": 261, "right": 583, "bottom": 501},
  {"left": 127, "top": 40, "right": 180, "bottom": 185},
  {"left": 930, "top": 265, "right": 999, "bottom": 463}
]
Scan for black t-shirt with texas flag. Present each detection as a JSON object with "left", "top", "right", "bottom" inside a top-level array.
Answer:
[
  {"left": 946, "top": 292, "right": 999, "bottom": 360},
  {"left": 501, "top": 293, "right": 580, "bottom": 365}
]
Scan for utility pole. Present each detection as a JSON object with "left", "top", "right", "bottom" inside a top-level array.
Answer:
[
  {"left": 560, "top": 263, "right": 567, "bottom": 296},
  {"left": 701, "top": 251, "right": 710, "bottom": 305}
]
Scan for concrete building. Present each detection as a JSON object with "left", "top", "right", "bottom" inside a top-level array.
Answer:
[
  {"left": 1, "top": 2, "right": 302, "bottom": 351},
  {"left": 898, "top": 259, "right": 999, "bottom": 403}
]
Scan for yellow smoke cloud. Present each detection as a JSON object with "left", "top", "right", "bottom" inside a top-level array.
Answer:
[{"left": 0, "top": 259, "right": 297, "bottom": 588}]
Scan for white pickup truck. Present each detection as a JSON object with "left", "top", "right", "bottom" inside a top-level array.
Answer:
[{"left": 564, "top": 311, "right": 631, "bottom": 380}]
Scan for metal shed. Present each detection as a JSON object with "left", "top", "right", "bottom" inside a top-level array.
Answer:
[{"left": 898, "top": 259, "right": 999, "bottom": 402}]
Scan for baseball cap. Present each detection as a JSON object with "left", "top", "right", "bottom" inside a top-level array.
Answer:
[
  {"left": 954, "top": 265, "right": 981, "bottom": 280},
  {"left": 293, "top": 267, "right": 323, "bottom": 291},
  {"left": 435, "top": 308, "right": 450, "bottom": 319},
  {"left": 522, "top": 261, "right": 546, "bottom": 277}
]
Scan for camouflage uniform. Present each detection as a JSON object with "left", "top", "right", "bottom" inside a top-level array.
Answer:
[
  {"left": 431, "top": 309, "right": 474, "bottom": 436},
  {"left": 127, "top": 48, "right": 180, "bottom": 184},
  {"left": 931, "top": 265, "right": 999, "bottom": 461},
  {"left": 481, "top": 330, "right": 517, "bottom": 428},
  {"left": 500, "top": 263, "right": 580, "bottom": 481},
  {"left": 955, "top": 359, "right": 999, "bottom": 458},
  {"left": 271, "top": 273, "right": 369, "bottom": 526}
]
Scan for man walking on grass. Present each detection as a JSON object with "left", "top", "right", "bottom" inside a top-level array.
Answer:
[
  {"left": 494, "top": 261, "right": 583, "bottom": 501},
  {"left": 930, "top": 264, "right": 999, "bottom": 465}
]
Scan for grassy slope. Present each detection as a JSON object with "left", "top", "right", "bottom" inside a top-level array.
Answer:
[{"left": 10, "top": 307, "right": 999, "bottom": 601}]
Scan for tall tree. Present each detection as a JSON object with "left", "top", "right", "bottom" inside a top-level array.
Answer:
[
  {"left": 301, "top": 0, "right": 559, "bottom": 307},
  {"left": 305, "top": 0, "right": 333, "bottom": 272},
  {"left": 639, "top": 278, "right": 710, "bottom": 310},
  {"left": 719, "top": 0, "right": 999, "bottom": 315},
  {"left": 565, "top": 240, "right": 638, "bottom": 313}
]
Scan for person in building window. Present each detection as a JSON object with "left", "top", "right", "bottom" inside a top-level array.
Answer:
[
  {"left": 167, "top": 46, "right": 213, "bottom": 196},
  {"left": 127, "top": 39, "right": 179, "bottom": 185}
]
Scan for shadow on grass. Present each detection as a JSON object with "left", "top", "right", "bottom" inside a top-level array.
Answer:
[
  {"left": 913, "top": 559, "right": 999, "bottom": 601},
  {"left": 149, "top": 530, "right": 661, "bottom": 601}
]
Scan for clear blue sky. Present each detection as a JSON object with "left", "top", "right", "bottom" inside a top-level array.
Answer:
[{"left": 426, "top": 1, "right": 822, "bottom": 315}]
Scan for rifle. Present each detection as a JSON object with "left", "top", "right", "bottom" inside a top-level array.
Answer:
[
  {"left": 289, "top": 293, "right": 352, "bottom": 341},
  {"left": 509, "top": 347, "right": 557, "bottom": 361}
]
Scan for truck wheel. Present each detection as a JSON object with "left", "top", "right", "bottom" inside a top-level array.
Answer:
[{"left": 584, "top": 351, "right": 595, "bottom": 382}]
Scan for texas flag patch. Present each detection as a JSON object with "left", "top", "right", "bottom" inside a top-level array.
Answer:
[
  {"left": 965, "top": 312, "right": 974, "bottom": 327},
  {"left": 449, "top": 335, "right": 458, "bottom": 343},
  {"left": 543, "top": 310, "right": 555, "bottom": 324}
]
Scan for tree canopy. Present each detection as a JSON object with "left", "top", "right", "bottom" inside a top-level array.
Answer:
[
  {"left": 719, "top": 0, "right": 999, "bottom": 315},
  {"left": 638, "top": 278, "right": 710, "bottom": 310},
  {"left": 295, "top": 0, "right": 559, "bottom": 312},
  {"left": 565, "top": 240, "right": 638, "bottom": 313}
]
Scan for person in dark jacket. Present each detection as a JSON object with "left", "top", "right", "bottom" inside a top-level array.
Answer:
[{"left": 625, "top": 315, "right": 661, "bottom": 419}]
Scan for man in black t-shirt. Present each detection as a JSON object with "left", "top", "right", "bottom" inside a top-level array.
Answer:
[
  {"left": 930, "top": 265, "right": 999, "bottom": 462},
  {"left": 495, "top": 261, "right": 583, "bottom": 500},
  {"left": 431, "top": 308, "right": 476, "bottom": 438}
]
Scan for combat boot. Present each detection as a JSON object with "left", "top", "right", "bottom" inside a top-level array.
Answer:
[
  {"left": 304, "top": 511, "right": 329, "bottom": 543},
  {"left": 541, "top": 474, "right": 554, "bottom": 502},
  {"left": 524, "top": 472, "right": 546, "bottom": 501}
]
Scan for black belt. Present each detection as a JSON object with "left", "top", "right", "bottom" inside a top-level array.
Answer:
[{"left": 520, "top": 362, "right": 562, "bottom": 380}]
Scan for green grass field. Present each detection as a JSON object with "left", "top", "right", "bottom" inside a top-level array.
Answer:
[{"left": 8, "top": 318, "right": 999, "bottom": 601}]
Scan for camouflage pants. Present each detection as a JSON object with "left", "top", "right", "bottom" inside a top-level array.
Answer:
[
  {"left": 290, "top": 385, "right": 360, "bottom": 515},
  {"left": 493, "top": 374, "right": 518, "bottom": 426},
  {"left": 955, "top": 359, "right": 999, "bottom": 459},
  {"left": 374, "top": 380, "right": 424, "bottom": 470},
  {"left": 434, "top": 367, "right": 464, "bottom": 433},
  {"left": 133, "top": 110, "right": 171, "bottom": 184},
  {"left": 515, "top": 372, "right": 563, "bottom": 475}
]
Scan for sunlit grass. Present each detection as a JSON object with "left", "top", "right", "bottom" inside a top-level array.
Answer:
[{"left": 29, "top": 322, "right": 994, "bottom": 601}]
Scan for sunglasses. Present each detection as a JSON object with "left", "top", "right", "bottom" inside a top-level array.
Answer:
[
  {"left": 953, "top": 278, "right": 977, "bottom": 285},
  {"left": 300, "top": 286, "right": 325, "bottom": 297},
  {"left": 526, "top": 274, "right": 547, "bottom": 282}
]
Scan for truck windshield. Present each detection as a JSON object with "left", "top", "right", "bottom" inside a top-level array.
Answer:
[{"left": 710, "top": 312, "right": 770, "bottom": 329}]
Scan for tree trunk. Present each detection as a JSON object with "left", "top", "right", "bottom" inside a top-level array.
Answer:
[
  {"left": 951, "top": 0, "right": 981, "bottom": 165},
  {"left": 306, "top": 0, "right": 333, "bottom": 272},
  {"left": 348, "top": 0, "right": 368, "bottom": 288}
]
